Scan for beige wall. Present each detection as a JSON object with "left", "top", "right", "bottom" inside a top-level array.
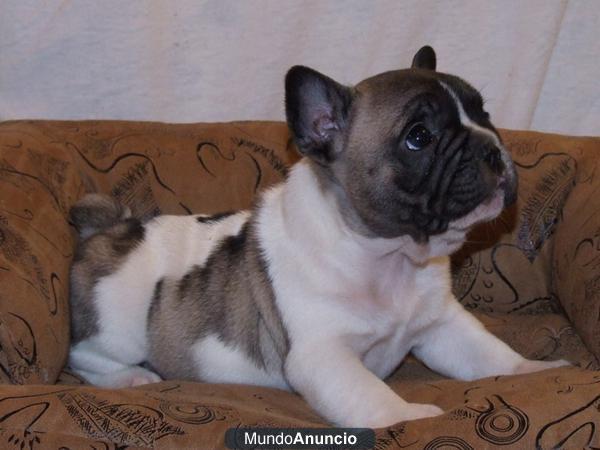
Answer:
[{"left": 1, "top": 0, "right": 598, "bottom": 135}]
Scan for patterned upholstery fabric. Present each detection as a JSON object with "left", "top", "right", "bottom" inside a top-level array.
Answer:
[{"left": 0, "top": 120, "right": 598, "bottom": 448}]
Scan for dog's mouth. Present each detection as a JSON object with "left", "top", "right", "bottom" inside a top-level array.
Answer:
[
  {"left": 448, "top": 184, "right": 506, "bottom": 232},
  {"left": 448, "top": 155, "right": 518, "bottom": 231}
]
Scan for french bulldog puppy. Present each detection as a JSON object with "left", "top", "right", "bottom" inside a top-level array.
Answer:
[{"left": 68, "top": 46, "right": 567, "bottom": 428}]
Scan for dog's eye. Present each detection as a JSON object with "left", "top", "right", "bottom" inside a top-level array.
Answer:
[{"left": 405, "top": 124, "right": 432, "bottom": 151}]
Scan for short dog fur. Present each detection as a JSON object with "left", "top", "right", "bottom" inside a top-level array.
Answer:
[{"left": 68, "top": 46, "right": 568, "bottom": 427}]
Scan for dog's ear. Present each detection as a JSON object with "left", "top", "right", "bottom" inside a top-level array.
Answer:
[
  {"left": 411, "top": 46, "right": 436, "bottom": 71},
  {"left": 285, "top": 66, "right": 353, "bottom": 164}
]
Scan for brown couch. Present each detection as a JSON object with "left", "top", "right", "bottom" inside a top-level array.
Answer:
[{"left": 0, "top": 120, "right": 598, "bottom": 449}]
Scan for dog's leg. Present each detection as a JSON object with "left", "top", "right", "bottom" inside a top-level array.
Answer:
[
  {"left": 412, "top": 301, "right": 569, "bottom": 381},
  {"left": 285, "top": 341, "right": 443, "bottom": 427},
  {"left": 69, "top": 339, "right": 162, "bottom": 388}
]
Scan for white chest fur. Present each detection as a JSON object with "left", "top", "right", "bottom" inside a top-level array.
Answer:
[{"left": 258, "top": 161, "right": 454, "bottom": 379}]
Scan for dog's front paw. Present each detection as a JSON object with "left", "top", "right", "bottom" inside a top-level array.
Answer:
[
  {"left": 402, "top": 403, "right": 444, "bottom": 421},
  {"left": 112, "top": 366, "right": 163, "bottom": 388},
  {"left": 130, "top": 370, "right": 162, "bottom": 387},
  {"left": 377, "top": 402, "right": 443, "bottom": 428},
  {"left": 514, "top": 358, "right": 571, "bottom": 375}
]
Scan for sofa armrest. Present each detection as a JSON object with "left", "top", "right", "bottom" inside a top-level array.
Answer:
[
  {"left": 0, "top": 120, "right": 82, "bottom": 384},
  {"left": 452, "top": 130, "right": 574, "bottom": 316},
  {"left": 451, "top": 129, "right": 600, "bottom": 363},
  {"left": 0, "top": 119, "right": 299, "bottom": 385},
  {"left": 553, "top": 135, "right": 600, "bottom": 360}
]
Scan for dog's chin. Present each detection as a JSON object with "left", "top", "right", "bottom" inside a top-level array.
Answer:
[{"left": 449, "top": 188, "right": 505, "bottom": 232}]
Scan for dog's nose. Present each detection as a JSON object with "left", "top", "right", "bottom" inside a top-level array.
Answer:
[{"left": 484, "top": 147, "right": 504, "bottom": 175}]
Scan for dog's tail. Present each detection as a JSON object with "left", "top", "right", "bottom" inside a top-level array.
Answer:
[{"left": 69, "top": 193, "right": 131, "bottom": 240}]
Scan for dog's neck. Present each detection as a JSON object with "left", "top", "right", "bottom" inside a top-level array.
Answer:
[{"left": 277, "top": 159, "right": 467, "bottom": 266}]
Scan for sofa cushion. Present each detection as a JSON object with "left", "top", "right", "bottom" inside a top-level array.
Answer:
[{"left": 0, "top": 365, "right": 598, "bottom": 449}]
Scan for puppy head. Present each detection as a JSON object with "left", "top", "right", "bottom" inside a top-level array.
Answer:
[{"left": 285, "top": 46, "right": 517, "bottom": 244}]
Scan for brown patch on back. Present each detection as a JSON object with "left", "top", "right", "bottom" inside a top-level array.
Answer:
[{"left": 146, "top": 220, "right": 289, "bottom": 380}]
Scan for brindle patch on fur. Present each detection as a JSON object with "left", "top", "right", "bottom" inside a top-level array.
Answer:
[
  {"left": 147, "top": 278, "right": 165, "bottom": 325},
  {"left": 146, "top": 220, "right": 289, "bottom": 380}
]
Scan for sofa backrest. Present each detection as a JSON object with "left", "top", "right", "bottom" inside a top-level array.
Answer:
[{"left": 0, "top": 120, "right": 598, "bottom": 384}]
